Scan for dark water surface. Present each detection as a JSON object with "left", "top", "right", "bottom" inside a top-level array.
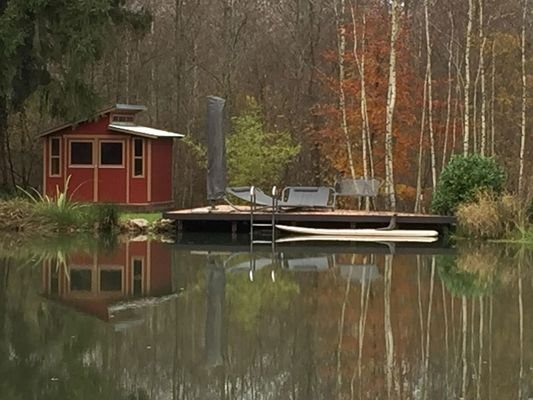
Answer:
[{"left": 0, "top": 235, "right": 532, "bottom": 399}]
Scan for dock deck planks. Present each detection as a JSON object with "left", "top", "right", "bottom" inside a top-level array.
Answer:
[{"left": 164, "top": 205, "right": 455, "bottom": 234}]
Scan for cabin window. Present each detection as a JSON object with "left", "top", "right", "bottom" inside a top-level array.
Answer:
[
  {"left": 100, "top": 141, "right": 123, "bottom": 166},
  {"left": 70, "top": 269, "right": 92, "bottom": 291},
  {"left": 100, "top": 269, "right": 122, "bottom": 291},
  {"left": 133, "top": 138, "right": 144, "bottom": 177},
  {"left": 49, "top": 137, "right": 61, "bottom": 176},
  {"left": 111, "top": 114, "right": 134, "bottom": 123},
  {"left": 70, "top": 141, "right": 93, "bottom": 166},
  {"left": 132, "top": 257, "right": 144, "bottom": 296}
]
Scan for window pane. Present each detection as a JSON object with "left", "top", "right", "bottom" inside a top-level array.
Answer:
[
  {"left": 133, "top": 259, "right": 143, "bottom": 296},
  {"left": 100, "top": 142, "right": 123, "bottom": 165},
  {"left": 133, "top": 259, "right": 143, "bottom": 275},
  {"left": 70, "top": 269, "right": 92, "bottom": 291},
  {"left": 51, "top": 158, "right": 60, "bottom": 175},
  {"left": 113, "top": 115, "right": 134, "bottom": 123},
  {"left": 51, "top": 138, "right": 60, "bottom": 156},
  {"left": 134, "top": 139, "right": 143, "bottom": 157},
  {"left": 134, "top": 158, "right": 143, "bottom": 176},
  {"left": 100, "top": 270, "right": 122, "bottom": 291},
  {"left": 70, "top": 142, "right": 93, "bottom": 165}
]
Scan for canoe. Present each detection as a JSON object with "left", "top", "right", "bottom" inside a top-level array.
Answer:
[
  {"left": 275, "top": 235, "right": 438, "bottom": 243},
  {"left": 275, "top": 224, "right": 439, "bottom": 238}
]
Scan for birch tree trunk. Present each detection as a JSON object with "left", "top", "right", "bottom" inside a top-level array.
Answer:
[
  {"left": 424, "top": 0, "right": 437, "bottom": 190},
  {"left": 490, "top": 41, "right": 496, "bottom": 156},
  {"left": 414, "top": 68, "right": 428, "bottom": 213},
  {"left": 518, "top": 0, "right": 528, "bottom": 195},
  {"left": 351, "top": 5, "right": 372, "bottom": 210},
  {"left": 335, "top": 0, "right": 357, "bottom": 181},
  {"left": 384, "top": 255, "right": 395, "bottom": 399},
  {"left": 336, "top": 269, "right": 352, "bottom": 398},
  {"left": 479, "top": 0, "right": 487, "bottom": 156},
  {"left": 461, "top": 296, "right": 468, "bottom": 398},
  {"left": 476, "top": 297, "right": 484, "bottom": 400},
  {"left": 423, "top": 258, "right": 436, "bottom": 398},
  {"left": 0, "top": 97, "right": 8, "bottom": 188},
  {"left": 518, "top": 253, "right": 524, "bottom": 400},
  {"left": 463, "top": 0, "right": 474, "bottom": 154},
  {"left": 384, "top": 0, "right": 401, "bottom": 210},
  {"left": 442, "top": 11, "right": 454, "bottom": 171},
  {"left": 150, "top": 1, "right": 158, "bottom": 125}
]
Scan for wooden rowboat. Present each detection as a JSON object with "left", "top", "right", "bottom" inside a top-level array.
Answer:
[{"left": 275, "top": 224, "right": 439, "bottom": 239}]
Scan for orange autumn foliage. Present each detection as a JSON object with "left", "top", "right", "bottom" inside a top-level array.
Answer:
[{"left": 313, "top": 5, "right": 449, "bottom": 192}]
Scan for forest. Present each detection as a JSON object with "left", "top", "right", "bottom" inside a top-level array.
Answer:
[{"left": 0, "top": 0, "right": 531, "bottom": 211}]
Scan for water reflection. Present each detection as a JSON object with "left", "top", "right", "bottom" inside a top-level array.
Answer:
[
  {"left": 0, "top": 236, "right": 532, "bottom": 399},
  {"left": 42, "top": 240, "right": 175, "bottom": 327}
]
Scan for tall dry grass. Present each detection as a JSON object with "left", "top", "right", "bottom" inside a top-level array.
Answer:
[{"left": 456, "top": 192, "right": 526, "bottom": 239}]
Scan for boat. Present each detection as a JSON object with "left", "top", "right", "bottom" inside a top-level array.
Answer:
[
  {"left": 274, "top": 224, "right": 439, "bottom": 239},
  {"left": 274, "top": 234, "right": 438, "bottom": 243}
]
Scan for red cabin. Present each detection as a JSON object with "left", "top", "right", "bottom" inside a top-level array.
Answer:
[{"left": 40, "top": 104, "right": 183, "bottom": 207}]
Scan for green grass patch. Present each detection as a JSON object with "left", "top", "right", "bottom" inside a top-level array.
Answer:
[{"left": 120, "top": 212, "right": 162, "bottom": 223}]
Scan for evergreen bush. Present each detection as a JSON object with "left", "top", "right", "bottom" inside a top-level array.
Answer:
[{"left": 431, "top": 154, "right": 505, "bottom": 215}]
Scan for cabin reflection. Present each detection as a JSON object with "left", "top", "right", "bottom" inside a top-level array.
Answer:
[{"left": 42, "top": 240, "right": 174, "bottom": 325}]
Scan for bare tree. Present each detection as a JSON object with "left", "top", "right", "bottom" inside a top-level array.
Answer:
[
  {"left": 351, "top": 3, "right": 373, "bottom": 210},
  {"left": 424, "top": 0, "right": 437, "bottom": 189},
  {"left": 478, "top": 0, "right": 487, "bottom": 156},
  {"left": 335, "top": 0, "right": 357, "bottom": 183},
  {"left": 384, "top": 0, "right": 401, "bottom": 210},
  {"left": 463, "top": 0, "right": 474, "bottom": 154},
  {"left": 518, "top": 0, "right": 528, "bottom": 194},
  {"left": 442, "top": 10, "right": 455, "bottom": 170}
]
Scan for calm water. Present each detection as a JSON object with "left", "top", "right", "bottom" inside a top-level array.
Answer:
[{"left": 0, "top": 235, "right": 531, "bottom": 399}]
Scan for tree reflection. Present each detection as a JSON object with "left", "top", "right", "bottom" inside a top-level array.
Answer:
[{"left": 1, "top": 240, "right": 533, "bottom": 399}]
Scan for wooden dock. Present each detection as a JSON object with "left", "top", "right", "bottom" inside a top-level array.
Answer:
[{"left": 163, "top": 205, "right": 455, "bottom": 234}]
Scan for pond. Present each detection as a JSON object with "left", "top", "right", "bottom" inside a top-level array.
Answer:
[{"left": 0, "top": 234, "right": 531, "bottom": 399}]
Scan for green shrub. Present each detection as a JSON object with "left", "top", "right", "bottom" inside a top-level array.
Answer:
[
  {"left": 431, "top": 154, "right": 505, "bottom": 215},
  {"left": 226, "top": 97, "right": 300, "bottom": 188},
  {"left": 87, "top": 203, "right": 120, "bottom": 232}
]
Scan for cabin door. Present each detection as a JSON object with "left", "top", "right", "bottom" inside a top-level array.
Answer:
[
  {"left": 96, "top": 139, "right": 127, "bottom": 203},
  {"left": 66, "top": 139, "right": 96, "bottom": 202}
]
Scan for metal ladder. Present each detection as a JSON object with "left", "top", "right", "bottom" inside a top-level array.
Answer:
[{"left": 249, "top": 186, "right": 279, "bottom": 245}]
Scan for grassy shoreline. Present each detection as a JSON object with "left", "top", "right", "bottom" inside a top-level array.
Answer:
[{"left": 0, "top": 198, "right": 169, "bottom": 235}]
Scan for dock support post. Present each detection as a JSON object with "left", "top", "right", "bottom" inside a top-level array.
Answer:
[
  {"left": 231, "top": 221, "right": 237, "bottom": 240},
  {"left": 271, "top": 186, "right": 277, "bottom": 244},
  {"left": 176, "top": 220, "right": 183, "bottom": 242},
  {"left": 250, "top": 186, "right": 255, "bottom": 239}
]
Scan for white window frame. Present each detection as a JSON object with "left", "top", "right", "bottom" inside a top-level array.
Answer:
[
  {"left": 68, "top": 140, "right": 95, "bottom": 168},
  {"left": 132, "top": 138, "right": 144, "bottom": 178},
  {"left": 49, "top": 137, "right": 61, "bottom": 177},
  {"left": 99, "top": 139, "right": 125, "bottom": 168},
  {"left": 98, "top": 264, "right": 124, "bottom": 294},
  {"left": 131, "top": 257, "right": 145, "bottom": 296},
  {"left": 68, "top": 265, "right": 94, "bottom": 293}
]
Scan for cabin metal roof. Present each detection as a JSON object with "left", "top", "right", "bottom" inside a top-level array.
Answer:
[
  {"left": 108, "top": 124, "right": 184, "bottom": 139},
  {"left": 113, "top": 104, "right": 147, "bottom": 112},
  {"left": 38, "top": 104, "right": 182, "bottom": 139}
]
